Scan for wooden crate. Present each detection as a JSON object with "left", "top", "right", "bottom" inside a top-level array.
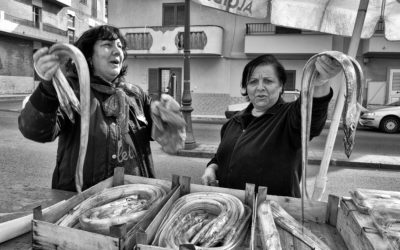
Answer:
[
  {"left": 337, "top": 198, "right": 392, "bottom": 250},
  {"left": 252, "top": 188, "right": 347, "bottom": 250},
  {"left": 32, "top": 168, "right": 179, "bottom": 250},
  {"left": 136, "top": 176, "right": 255, "bottom": 250}
]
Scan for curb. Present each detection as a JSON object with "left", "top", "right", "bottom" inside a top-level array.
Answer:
[
  {"left": 0, "top": 109, "right": 20, "bottom": 113},
  {"left": 0, "top": 95, "right": 27, "bottom": 102},
  {"left": 177, "top": 145, "right": 400, "bottom": 170}
]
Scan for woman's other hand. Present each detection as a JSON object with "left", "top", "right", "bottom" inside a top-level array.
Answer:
[
  {"left": 314, "top": 55, "right": 341, "bottom": 86},
  {"left": 33, "top": 47, "right": 60, "bottom": 82},
  {"left": 201, "top": 164, "right": 218, "bottom": 186},
  {"left": 313, "top": 55, "right": 341, "bottom": 97}
]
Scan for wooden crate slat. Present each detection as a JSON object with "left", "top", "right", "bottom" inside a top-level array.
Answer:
[
  {"left": 268, "top": 196, "right": 327, "bottom": 223},
  {"left": 306, "top": 221, "right": 348, "bottom": 250},
  {"left": 43, "top": 177, "right": 113, "bottom": 223},
  {"left": 189, "top": 183, "right": 246, "bottom": 202},
  {"left": 278, "top": 228, "right": 295, "bottom": 249},
  {"left": 32, "top": 220, "right": 120, "bottom": 250},
  {"left": 146, "top": 186, "right": 181, "bottom": 245},
  {"left": 337, "top": 199, "right": 391, "bottom": 250}
]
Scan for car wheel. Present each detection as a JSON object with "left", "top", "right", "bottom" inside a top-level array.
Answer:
[{"left": 380, "top": 117, "right": 400, "bottom": 133}]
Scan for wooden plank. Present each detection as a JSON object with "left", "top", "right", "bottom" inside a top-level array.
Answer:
[
  {"left": 171, "top": 175, "right": 179, "bottom": 189},
  {"left": 149, "top": 186, "right": 182, "bottom": 245},
  {"left": 43, "top": 177, "right": 113, "bottom": 223},
  {"left": 270, "top": 201, "right": 331, "bottom": 250},
  {"left": 245, "top": 183, "right": 256, "bottom": 207},
  {"left": 325, "top": 195, "right": 340, "bottom": 227},
  {"left": 32, "top": 220, "right": 120, "bottom": 250},
  {"left": 33, "top": 206, "right": 43, "bottom": 220},
  {"left": 268, "top": 196, "right": 327, "bottom": 223},
  {"left": 180, "top": 176, "right": 191, "bottom": 195},
  {"left": 137, "top": 244, "right": 174, "bottom": 250},
  {"left": 112, "top": 167, "right": 125, "bottom": 187},
  {"left": 124, "top": 185, "right": 179, "bottom": 249},
  {"left": 278, "top": 227, "right": 295, "bottom": 249},
  {"left": 337, "top": 199, "right": 391, "bottom": 250},
  {"left": 189, "top": 183, "right": 246, "bottom": 202},
  {"left": 124, "top": 175, "right": 171, "bottom": 190},
  {"left": 306, "top": 221, "right": 348, "bottom": 250},
  {"left": 293, "top": 237, "right": 312, "bottom": 250}
]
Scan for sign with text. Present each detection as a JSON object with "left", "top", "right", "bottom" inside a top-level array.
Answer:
[{"left": 192, "top": 0, "right": 269, "bottom": 19}]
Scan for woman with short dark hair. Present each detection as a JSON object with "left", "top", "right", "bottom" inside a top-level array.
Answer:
[{"left": 201, "top": 54, "right": 340, "bottom": 197}]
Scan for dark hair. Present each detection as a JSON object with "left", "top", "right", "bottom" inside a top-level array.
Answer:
[
  {"left": 240, "top": 54, "right": 286, "bottom": 96},
  {"left": 66, "top": 25, "right": 128, "bottom": 80}
]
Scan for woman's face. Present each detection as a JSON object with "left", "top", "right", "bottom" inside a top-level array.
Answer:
[
  {"left": 91, "top": 38, "right": 124, "bottom": 82},
  {"left": 246, "top": 64, "right": 282, "bottom": 112}
]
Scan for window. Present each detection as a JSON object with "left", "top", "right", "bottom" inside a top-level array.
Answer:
[
  {"left": 67, "top": 14, "right": 75, "bottom": 28},
  {"left": 163, "top": 3, "right": 185, "bottom": 26},
  {"left": 32, "top": 5, "right": 41, "bottom": 28},
  {"left": 275, "top": 26, "right": 301, "bottom": 34},
  {"left": 68, "top": 29, "right": 75, "bottom": 44},
  {"left": 105, "top": 0, "right": 108, "bottom": 18},
  {"left": 80, "top": 0, "right": 87, "bottom": 5},
  {"left": 284, "top": 70, "right": 296, "bottom": 91}
]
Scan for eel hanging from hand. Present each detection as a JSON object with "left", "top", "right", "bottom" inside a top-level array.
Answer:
[
  {"left": 300, "top": 51, "right": 363, "bottom": 222},
  {"left": 49, "top": 43, "right": 90, "bottom": 193}
]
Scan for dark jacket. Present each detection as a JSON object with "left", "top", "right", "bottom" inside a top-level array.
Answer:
[
  {"left": 208, "top": 90, "right": 333, "bottom": 197},
  {"left": 18, "top": 74, "right": 155, "bottom": 192}
]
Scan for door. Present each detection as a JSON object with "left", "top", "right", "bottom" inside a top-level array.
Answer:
[
  {"left": 388, "top": 69, "right": 400, "bottom": 103},
  {"left": 148, "top": 68, "right": 160, "bottom": 100},
  {"left": 148, "top": 68, "right": 182, "bottom": 104}
]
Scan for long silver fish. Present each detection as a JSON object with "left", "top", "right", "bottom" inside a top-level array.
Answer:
[
  {"left": 49, "top": 43, "right": 91, "bottom": 193},
  {"left": 300, "top": 51, "right": 363, "bottom": 222}
]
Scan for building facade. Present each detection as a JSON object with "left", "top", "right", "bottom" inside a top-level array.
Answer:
[
  {"left": 109, "top": 1, "right": 400, "bottom": 116},
  {"left": 0, "top": 0, "right": 107, "bottom": 95}
]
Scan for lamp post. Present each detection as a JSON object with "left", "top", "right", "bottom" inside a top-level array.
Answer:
[{"left": 181, "top": 0, "right": 197, "bottom": 149}]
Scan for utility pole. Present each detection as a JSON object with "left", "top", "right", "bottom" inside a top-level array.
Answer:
[{"left": 181, "top": 0, "right": 197, "bottom": 149}]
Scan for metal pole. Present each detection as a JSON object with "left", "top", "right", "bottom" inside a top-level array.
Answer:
[{"left": 181, "top": 0, "right": 197, "bottom": 149}]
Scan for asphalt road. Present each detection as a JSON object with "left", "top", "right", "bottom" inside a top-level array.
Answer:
[
  {"left": 1, "top": 110, "right": 400, "bottom": 202},
  {"left": 192, "top": 122, "right": 400, "bottom": 156}
]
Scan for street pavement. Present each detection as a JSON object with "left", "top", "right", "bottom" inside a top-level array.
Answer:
[
  {"left": 1, "top": 95, "right": 399, "bottom": 169},
  {"left": 1, "top": 107, "right": 400, "bottom": 203}
]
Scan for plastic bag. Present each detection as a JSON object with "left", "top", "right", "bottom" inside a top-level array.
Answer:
[{"left": 151, "top": 94, "right": 186, "bottom": 154}]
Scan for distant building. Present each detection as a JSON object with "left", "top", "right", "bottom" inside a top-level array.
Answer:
[
  {"left": 108, "top": 0, "right": 400, "bottom": 116},
  {"left": 0, "top": 0, "right": 107, "bottom": 95}
]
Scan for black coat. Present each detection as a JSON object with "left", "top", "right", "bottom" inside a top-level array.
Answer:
[
  {"left": 18, "top": 75, "right": 155, "bottom": 192},
  {"left": 208, "top": 90, "right": 333, "bottom": 197}
]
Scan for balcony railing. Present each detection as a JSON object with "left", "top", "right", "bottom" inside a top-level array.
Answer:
[
  {"left": 125, "top": 32, "right": 153, "bottom": 50},
  {"left": 375, "top": 19, "right": 384, "bottom": 34},
  {"left": 246, "top": 23, "right": 275, "bottom": 34},
  {"left": 176, "top": 31, "right": 207, "bottom": 50},
  {"left": 121, "top": 25, "right": 223, "bottom": 55}
]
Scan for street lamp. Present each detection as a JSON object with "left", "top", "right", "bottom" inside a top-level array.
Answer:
[{"left": 181, "top": 0, "right": 197, "bottom": 149}]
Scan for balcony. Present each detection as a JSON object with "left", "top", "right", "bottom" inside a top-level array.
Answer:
[
  {"left": 362, "top": 35, "right": 400, "bottom": 56},
  {"left": 120, "top": 25, "right": 223, "bottom": 56},
  {"left": 0, "top": 11, "right": 68, "bottom": 43},
  {"left": 244, "top": 23, "right": 334, "bottom": 55}
]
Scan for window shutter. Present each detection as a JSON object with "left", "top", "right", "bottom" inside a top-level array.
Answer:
[
  {"left": 176, "top": 5, "right": 185, "bottom": 26},
  {"left": 163, "top": 5, "right": 175, "bottom": 26},
  {"left": 284, "top": 70, "right": 296, "bottom": 90},
  {"left": 392, "top": 71, "right": 400, "bottom": 91},
  {"left": 148, "top": 68, "right": 160, "bottom": 100}
]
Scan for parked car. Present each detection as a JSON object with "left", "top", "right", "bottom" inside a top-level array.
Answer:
[
  {"left": 225, "top": 90, "right": 300, "bottom": 119},
  {"left": 359, "top": 101, "right": 400, "bottom": 133}
]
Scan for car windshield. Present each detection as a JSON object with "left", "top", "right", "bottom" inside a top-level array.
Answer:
[{"left": 388, "top": 101, "right": 400, "bottom": 106}]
